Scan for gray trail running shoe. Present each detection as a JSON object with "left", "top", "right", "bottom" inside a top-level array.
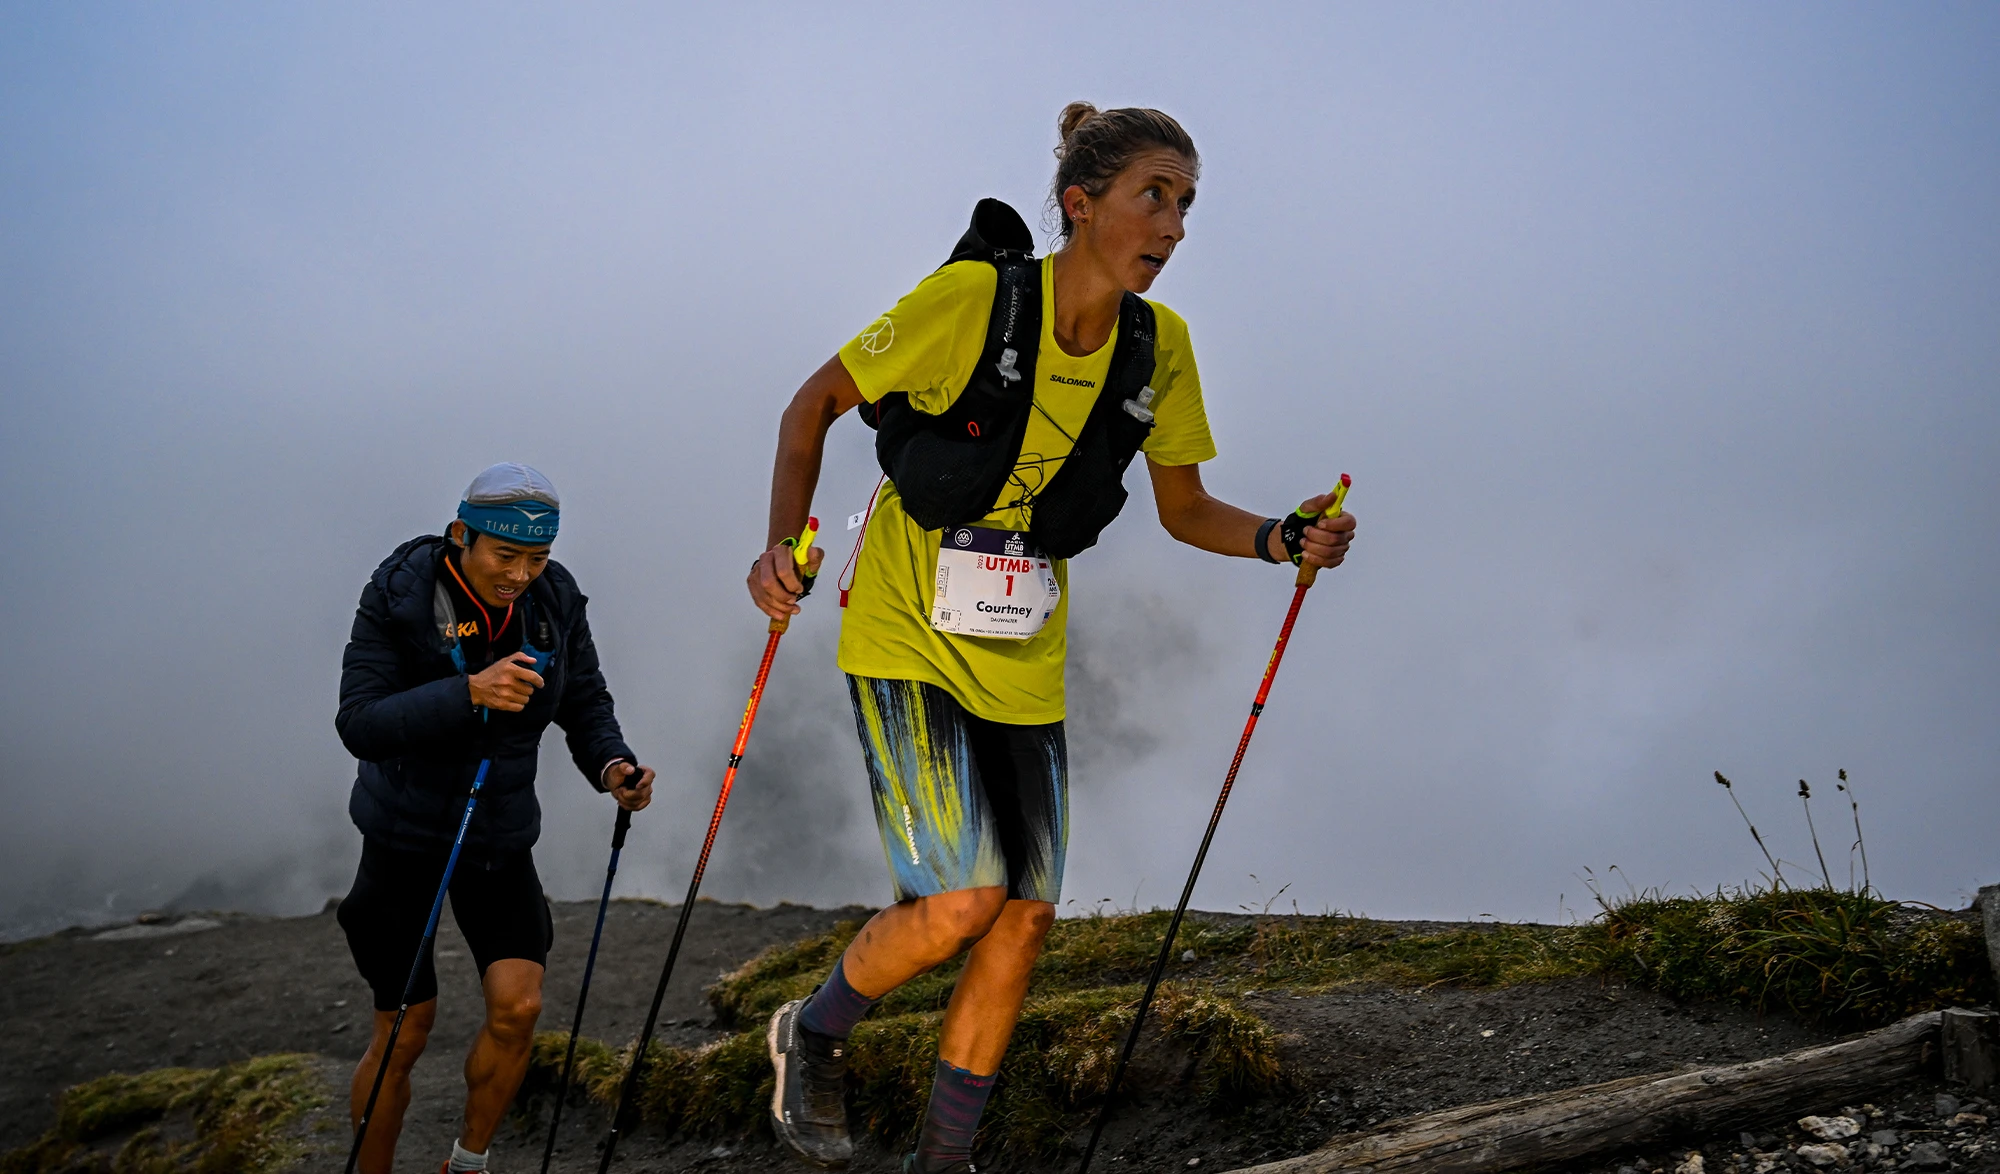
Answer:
[
  {"left": 902, "top": 1154, "right": 979, "bottom": 1174},
  {"left": 768, "top": 998, "right": 854, "bottom": 1168}
]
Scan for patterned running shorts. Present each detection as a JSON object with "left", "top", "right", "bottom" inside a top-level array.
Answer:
[{"left": 846, "top": 675, "right": 1068, "bottom": 904}]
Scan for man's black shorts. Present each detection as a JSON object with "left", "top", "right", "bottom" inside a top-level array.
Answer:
[{"left": 336, "top": 838, "right": 553, "bottom": 1012}]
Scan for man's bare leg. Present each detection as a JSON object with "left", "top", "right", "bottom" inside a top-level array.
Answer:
[
  {"left": 350, "top": 1000, "right": 438, "bottom": 1174},
  {"left": 457, "top": 958, "right": 545, "bottom": 1153}
]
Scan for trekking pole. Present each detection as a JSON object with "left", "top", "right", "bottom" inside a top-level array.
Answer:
[
  {"left": 1076, "top": 477, "right": 1350, "bottom": 1174},
  {"left": 595, "top": 519, "right": 819, "bottom": 1173},
  {"left": 345, "top": 752, "right": 495, "bottom": 1174},
  {"left": 538, "top": 800, "right": 635, "bottom": 1173}
]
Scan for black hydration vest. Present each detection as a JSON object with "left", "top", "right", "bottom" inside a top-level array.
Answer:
[{"left": 860, "top": 198, "right": 1158, "bottom": 561}]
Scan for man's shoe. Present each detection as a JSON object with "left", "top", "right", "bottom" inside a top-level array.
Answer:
[
  {"left": 903, "top": 1154, "right": 979, "bottom": 1174},
  {"left": 768, "top": 999, "right": 853, "bottom": 1168}
]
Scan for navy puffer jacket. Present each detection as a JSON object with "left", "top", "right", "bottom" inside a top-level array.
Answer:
[{"left": 337, "top": 535, "right": 634, "bottom": 857}]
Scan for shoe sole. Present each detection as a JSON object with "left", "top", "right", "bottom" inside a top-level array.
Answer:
[{"left": 767, "top": 1001, "right": 849, "bottom": 1170}]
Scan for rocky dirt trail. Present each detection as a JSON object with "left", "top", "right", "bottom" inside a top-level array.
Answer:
[{"left": 3, "top": 902, "right": 1984, "bottom": 1172}]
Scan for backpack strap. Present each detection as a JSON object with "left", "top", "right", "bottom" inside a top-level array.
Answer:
[
  {"left": 863, "top": 200, "right": 1043, "bottom": 531},
  {"left": 1102, "top": 291, "right": 1158, "bottom": 438},
  {"left": 1024, "top": 292, "right": 1159, "bottom": 560}
]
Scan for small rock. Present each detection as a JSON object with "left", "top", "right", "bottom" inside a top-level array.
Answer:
[
  {"left": 331, "top": 1022, "right": 348, "bottom": 1034},
  {"left": 1871, "top": 1129, "right": 1900, "bottom": 1147},
  {"left": 1936, "top": 1093, "right": 1962, "bottom": 1118},
  {"left": 1739, "top": 1132, "right": 1761, "bottom": 1150},
  {"left": 1954, "top": 1111, "right": 1989, "bottom": 1127},
  {"left": 1187, "top": 1160, "right": 1202, "bottom": 1168},
  {"left": 1672, "top": 1153, "right": 1704, "bottom": 1174},
  {"left": 1798, "top": 1115, "right": 1860, "bottom": 1141},
  {"left": 1751, "top": 1155, "right": 1783, "bottom": 1174},
  {"left": 1903, "top": 1140, "right": 1950, "bottom": 1170},
  {"left": 1794, "top": 1143, "right": 1847, "bottom": 1167},
  {"left": 1623, "top": 1050, "right": 1648, "bottom": 1061},
  {"left": 1181, "top": 949, "right": 1196, "bottom": 962},
  {"left": 333, "top": 999, "right": 348, "bottom": 1008},
  {"left": 1480, "top": 1029, "right": 1495, "bottom": 1038}
]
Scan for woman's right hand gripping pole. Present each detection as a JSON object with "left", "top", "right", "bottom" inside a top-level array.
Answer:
[
  {"left": 748, "top": 522, "right": 824, "bottom": 627},
  {"left": 748, "top": 353, "right": 864, "bottom": 622}
]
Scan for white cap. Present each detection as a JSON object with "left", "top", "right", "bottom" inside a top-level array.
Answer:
[{"left": 462, "top": 462, "right": 559, "bottom": 508}]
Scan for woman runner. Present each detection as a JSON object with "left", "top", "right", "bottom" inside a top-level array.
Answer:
[{"left": 748, "top": 103, "right": 1357, "bottom": 1173}]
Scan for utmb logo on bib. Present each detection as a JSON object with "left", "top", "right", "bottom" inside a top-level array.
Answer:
[{"left": 930, "top": 527, "right": 1060, "bottom": 641}]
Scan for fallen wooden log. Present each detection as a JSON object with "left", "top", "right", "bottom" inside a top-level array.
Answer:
[
  {"left": 1226, "top": 1011, "right": 1941, "bottom": 1174},
  {"left": 1942, "top": 1008, "right": 1999, "bottom": 1092}
]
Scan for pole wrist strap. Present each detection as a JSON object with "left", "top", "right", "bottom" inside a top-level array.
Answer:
[{"left": 1254, "top": 517, "right": 1283, "bottom": 564}]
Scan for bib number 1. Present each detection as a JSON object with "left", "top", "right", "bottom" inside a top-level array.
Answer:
[{"left": 930, "top": 527, "right": 1060, "bottom": 640}]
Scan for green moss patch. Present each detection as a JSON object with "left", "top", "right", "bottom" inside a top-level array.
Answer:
[{"left": 1, "top": 1053, "right": 325, "bottom": 1174}]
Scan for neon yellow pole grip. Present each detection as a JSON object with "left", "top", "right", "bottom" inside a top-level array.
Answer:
[
  {"left": 791, "top": 517, "right": 819, "bottom": 567},
  {"left": 770, "top": 516, "right": 820, "bottom": 634},
  {"left": 1294, "top": 474, "right": 1351, "bottom": 588}
]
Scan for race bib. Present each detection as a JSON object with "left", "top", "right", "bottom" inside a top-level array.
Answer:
[{"left": 930, "top": 527, "right": 1060, "bottom": 639}]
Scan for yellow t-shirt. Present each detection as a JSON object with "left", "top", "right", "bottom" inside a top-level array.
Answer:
[{"left": 835, "top": 254, "right": 1217, "bottom": 723}]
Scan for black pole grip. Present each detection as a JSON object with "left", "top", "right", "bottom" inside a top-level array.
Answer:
[{"left": 612, "top": 804, "right": 632, "bottom": 849}]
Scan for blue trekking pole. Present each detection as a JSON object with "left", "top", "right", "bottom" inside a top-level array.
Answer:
[
  {"left": 538, "top": 801, "right": 635, "bottom": 1173},
  {"left": 344, "top": 752, "right": 494, "bottom": 1174}
]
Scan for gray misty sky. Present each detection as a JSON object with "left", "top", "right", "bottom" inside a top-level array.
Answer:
[{"left": 2, "top": 3, "right": 1996, "bottom": 939}]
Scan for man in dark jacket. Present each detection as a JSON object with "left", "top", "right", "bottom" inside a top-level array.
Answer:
[{"left": 335, "top": 462, "right": 654, "bottom": 1174}]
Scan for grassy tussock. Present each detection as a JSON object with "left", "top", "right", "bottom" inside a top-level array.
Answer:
[
  {"left": 526, "top": 979, "right": 1282, "bottom": 1156},
  {"left": 0, "top": 1054, "right": 323, "bottom": 1174},
  {"left": 524, "top": 888, "right": 1991, "bottom": 1154},
  {"left": 1593, "top": 887, "right": 1994, "bottom": 1026}
]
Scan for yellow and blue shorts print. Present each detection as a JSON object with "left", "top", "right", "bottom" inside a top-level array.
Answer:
[{"left": 846, "top": 675, "right": 1068, "bottom": 904}]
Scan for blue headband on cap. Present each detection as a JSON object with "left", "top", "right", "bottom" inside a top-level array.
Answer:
[{"left": 458, "top": 499, "right": 560, "bottom": 545}]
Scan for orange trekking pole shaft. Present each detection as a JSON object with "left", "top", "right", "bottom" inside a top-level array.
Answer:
[
  {"left": 596, "top": 518, "right": 818, "bottom": 1171},
  {"left": 1078, "top": 477, "right": 1349, "bottom": 1174}
]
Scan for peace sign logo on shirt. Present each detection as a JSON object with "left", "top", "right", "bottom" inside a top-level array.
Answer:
[{"left": 859, "top": 316, "right": 895, "bottom": 355}]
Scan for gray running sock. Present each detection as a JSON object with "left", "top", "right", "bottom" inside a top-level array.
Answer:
[
  {"left": 798, "top": 955, "right": 880, "bottom": 1040},
  {"left": 916, "top": 1058, "right": 996, "bottom": 1168}
]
